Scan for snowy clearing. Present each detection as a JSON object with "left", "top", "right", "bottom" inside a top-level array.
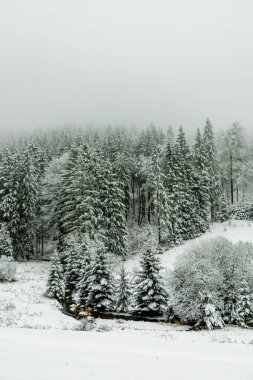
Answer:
[
  {"left": 1, "top": 327, "right": 253, "bottom": 380},
  {"left": 1, "top": 220, "right": 253, "bottom": 379}
]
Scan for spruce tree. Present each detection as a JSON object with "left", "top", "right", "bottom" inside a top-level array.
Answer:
[
  {"left": 133, "top": 242, "right": 167, "bottom": 316},
  {"left": 115, "top": 266, "right": 131, "bottom": 313},
  {"left": 235, "top": 282, "right": 253, "bottom": 327},
  {"left": 75, "top": 244, "right": 91, "bottom": 306},
  {"left": 192, "top": 129, "right": 210, "bottom": 233},
  {"left": 64, "top": 236, "right": 83, "bottom": 300},
  {"left": 0, "top": 223, "right": 13, "bottom": 258},
  {"left": 149, "top": 148, "right": 172, "bottom": 245},
  {"left": 86, "top": 246, "right": 114, "bottom": 311},
  {"left": 46, "top": 250, "right": 65, "bottom": 301},
  {"left": 203, "top": 119, "right": 222, "bottom": 221}
]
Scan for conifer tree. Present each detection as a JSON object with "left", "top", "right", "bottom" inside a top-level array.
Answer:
[
  {"left": 235, "top": 282, "right": 253, "bottom": 327},
  {"left": 192, "top": 129, "right": 210, "bottom": 232},
  {"left": 64, "top": 236, "right": 83, "bottom": 299},
  {"left": 115, "top": 266, "right": 131, "bottom": 313},
  {"left": 46, "top": 250, "right": 65, "bottom": 301},
  {"left": 0, "top": 223, "right": 13, "bottom": 258},
  {"left": 86, "top": 245, "right": 114, "bottom": 311},
  {"left": 75, "top": 241, "right": 91, "bottom": 306},
  {"left": 203, "top": 119, "right": 222, "bottom": 221},
  {"left": 133, "top": 241, "right": 167, "bottom": 315},
  {"left": 149, "top": 148, "right": 172, "bottom": 245}
]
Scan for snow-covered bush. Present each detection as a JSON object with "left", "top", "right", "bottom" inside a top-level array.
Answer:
[
  {"left": 0, "top": 255, "right": 16, "bottom": 282},
  {"left": 168, "top": 237, "right": 253, "bottom": 328},
  {"left": 231, "top": 201, "right": 253, "bottom": 221}
]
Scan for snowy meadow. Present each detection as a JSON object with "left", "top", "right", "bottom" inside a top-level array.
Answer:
[{"left": 1, "top": 221, "right": 253, "bottom": 379}]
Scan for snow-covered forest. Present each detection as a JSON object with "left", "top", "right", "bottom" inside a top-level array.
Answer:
[
  {"left": 1, "top": 120, "right": 253, "bottom": 323},
  {"left": 0, "top": 120, "right": 252, "bottom": 261},
  {"left": 1, "top": 120, "right": 253, "bottom": 380}
]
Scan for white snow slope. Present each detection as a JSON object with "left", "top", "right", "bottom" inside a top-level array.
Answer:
[{"left": 0, "top": 220, "right": 253, "bottom": 380}]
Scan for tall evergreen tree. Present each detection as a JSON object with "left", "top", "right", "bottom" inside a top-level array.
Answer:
[
  {"left": 115, "top": 266, "right": 131, "bottom": 313},
  {"left": 46, "top": 250, "right": 65, "bottom": 301},
  {"left": 133, "top": 242, "right": 167, "bottom": 315},
  {"left": 85, "top": 245, "right": 114, "bottom": 311}
]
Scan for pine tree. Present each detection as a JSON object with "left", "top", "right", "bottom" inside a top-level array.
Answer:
[
  {"left": 86, "top": 245, "right": 114, "bottom": 311},
  {"left": 0, "top": 223, "right": 13, "bottom": 258},
  {"left": 149, "top": 148, "right": 172, "bottom": 245},
  {"left": 46, "top": 250, "right": 65, "bottom": 301},
  {"left": 203, "top": 119, "right": 222, "bottom": 221},
  {"left": 133, "top": 242, "right": 167, "bottom": 316},
  {"left": 64, "top": 236, "right": 83, "bottom": 300},
  {"left": 216, "top": 194, "right": 229, "bottom": 222},
  {"left": 192, "top": 129, "right": 210, "bottom": 232},
  {"left": 235, "top": 282, "right": 253, "bottom": 327},
  {"left": 172, "top": 126, "right": 197, "bottom": 240},
  {"left": 100, "top": 160, "right": 127, "bottom": 257},
  {"left": 75, "top": 242, "right": 91, "bottom": 306},
  {"left": 115, "top": 266, "right": 131, "bottom": 313}
]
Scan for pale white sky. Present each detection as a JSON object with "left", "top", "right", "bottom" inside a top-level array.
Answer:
[{"left": 0, "top": 0, "right": 253, "bottom": 134}]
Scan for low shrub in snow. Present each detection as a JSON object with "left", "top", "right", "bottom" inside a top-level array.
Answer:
[
  {"left": 231, "top": 201, "right": 253, "bottom": 221},
  {"left": 168, "top": 237, "right": 253, "bottom": 329},
  {"left": 0, "top": 255, "right": 16, "bottom": 282}
]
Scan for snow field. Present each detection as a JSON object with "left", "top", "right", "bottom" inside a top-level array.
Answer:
[{"left": 1, "top": 220, "right": 253, "bottom": 379}]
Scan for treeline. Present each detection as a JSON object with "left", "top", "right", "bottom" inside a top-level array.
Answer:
[{"left": 0, "top": 119, "right": 250, "bottom": 259}]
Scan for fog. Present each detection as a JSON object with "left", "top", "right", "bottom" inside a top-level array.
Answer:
[{"left": 1, "top": 0, "right": 253, "bottom": 135}]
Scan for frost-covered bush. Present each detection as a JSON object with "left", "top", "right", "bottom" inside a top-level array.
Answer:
[
  {"left": 231, "top": 201, "right": 253, "bottom": 221},
  {"left": 0, "top": 255, "right": 16, "bottom": 281},
  {"left": 168, "top": 237, "right": 253, "bottom": 329}
]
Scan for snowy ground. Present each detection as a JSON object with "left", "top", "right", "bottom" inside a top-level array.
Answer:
[{"left": 1, "top": 220, "right": 253, "bottom": 379}]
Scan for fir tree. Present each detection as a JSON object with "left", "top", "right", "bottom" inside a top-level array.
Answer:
[
  {"left": 64, "top": 236, "right": 83, "bottom": 299},
  {"left": 75, "top": 242, "right": 91, "bottom": 306},
  {"left": 46, "top": 250, "right": 65, "bottom": 301},
  {"left": 235, "top": 282, "right": 253, "bottom": 327},
  {"left": 133, "top": 242, "right": 167, "bottom": 316},
  {"left": 0, "top": 223, "right": 13, "bottom": 258},
  {"left": 115, "top": 266, "right": 131, "bottom": 313},
  {"left": 149, "top": 148, "right": 172, "bottom": 245},
  {"left": 203, "top": 119, "right": 222, "bottom": 221},
  {"left": 192, "top": 129, "right": 210, "bottom": 232},
  {"left": 86, "top": 245, "right": 114, "bottom": 311}
]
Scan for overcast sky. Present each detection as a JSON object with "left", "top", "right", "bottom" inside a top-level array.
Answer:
[{"left": 1, "top": 0, "right": 253, "bottom": 135}]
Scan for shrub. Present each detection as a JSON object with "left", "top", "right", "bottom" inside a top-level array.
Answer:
[
  {"left": 168, "top": 237, "right": 253, "bottom": 329},
  {"left": 0, "top": 255, "right": 16, "bottom": 281},
  {"left": 231, "top": 201, "right": 253, "bottom": 221}
]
